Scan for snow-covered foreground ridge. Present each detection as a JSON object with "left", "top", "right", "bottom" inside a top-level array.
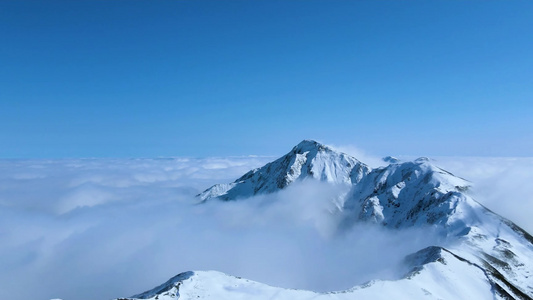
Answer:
[{"left": 120, "top": 140, "right": 533, "bottom": 300}]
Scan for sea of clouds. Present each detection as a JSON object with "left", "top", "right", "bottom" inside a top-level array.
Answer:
[{"left": 0, "top": 152, "right": 532, "bottom": 300}]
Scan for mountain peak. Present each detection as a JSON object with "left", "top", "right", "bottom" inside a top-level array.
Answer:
[
  {"left": 292, "top": 139, "right": 327, "bottom": 152},
  {"left": 198, "top": 140, "right": 370, "bottom": 201}
]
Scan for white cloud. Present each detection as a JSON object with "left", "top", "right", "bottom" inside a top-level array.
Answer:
[{"left": 0, "top": 155, "right": 531, "bottom": 300}]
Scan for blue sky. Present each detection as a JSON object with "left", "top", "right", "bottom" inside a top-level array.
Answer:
[{"left": 1, "top": 0, "right": 532, "bottom": 158}]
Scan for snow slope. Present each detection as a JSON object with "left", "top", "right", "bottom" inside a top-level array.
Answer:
[{"left": 119, "top": 247, "right": 497, "bottom": 300}]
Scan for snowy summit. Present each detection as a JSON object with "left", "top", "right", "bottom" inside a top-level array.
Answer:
[{"left": 198, "top": 140, "right": 369, "bottom": 201}]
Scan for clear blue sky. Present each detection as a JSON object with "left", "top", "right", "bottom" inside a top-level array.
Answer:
[{"left": 1, "top": 0, "right": 532, "bottom": 158}]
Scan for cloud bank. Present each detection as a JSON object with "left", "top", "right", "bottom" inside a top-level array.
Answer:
[{"left": 0, "top": 155, "right": 531, "bottom": 300}]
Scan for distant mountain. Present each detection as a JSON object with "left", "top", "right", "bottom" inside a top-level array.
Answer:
[
  {"left": 119, "top": 140, "right": 533, "bottom": 300},
  {"left": 198, "top": 140, "right": 370, "bottom": 201}
]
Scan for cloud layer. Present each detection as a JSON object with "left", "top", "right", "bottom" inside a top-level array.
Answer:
[{"left": 0, "top": 155, "right": 531, "bottom": 300}]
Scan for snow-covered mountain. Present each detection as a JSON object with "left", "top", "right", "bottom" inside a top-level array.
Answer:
[
  {"left": 197, "top": 140, "right": 369, "bottom": 201},
  {"left": 117, "top": 256, "right": 496, "bottom": 300},
  {"left": 119, "top": 245, "right": 530, "bottom": 300},
  {"left": 342, "top": 158, "right": 473, "bottom": 229},
  {"left": 339, "top": 157, "right": 533, "bottom": 299},
  {"left": 119, "top": 140, "right": 533, "bottom": 300}
]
